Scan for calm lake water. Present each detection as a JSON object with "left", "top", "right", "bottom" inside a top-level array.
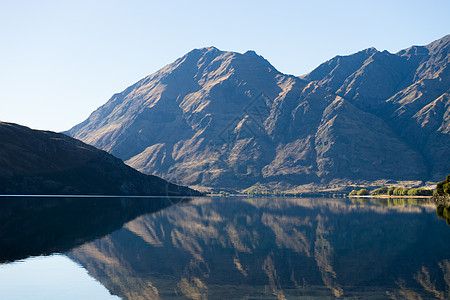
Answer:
[{"left": 0, "top": 196, "right": 449, "bottom": 299}]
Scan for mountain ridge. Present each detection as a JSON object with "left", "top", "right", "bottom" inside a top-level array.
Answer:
[
  {"left": 68, "top": 35, "right": 450, "bottom": 191},
  {"left": 0, "top": 121, "right": 200, "bottom": 196}
]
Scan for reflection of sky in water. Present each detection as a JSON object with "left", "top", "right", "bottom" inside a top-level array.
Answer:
[{"left": 0, "top": 254, "right": 119, "bottom": 300}]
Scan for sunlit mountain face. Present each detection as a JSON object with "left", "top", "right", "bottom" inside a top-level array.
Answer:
[
  {"left": 68, "top": 35, "right": 450, "bottom": 191},
  {"left": 66, "top": 197, "right": 450, "bottom": 299}
]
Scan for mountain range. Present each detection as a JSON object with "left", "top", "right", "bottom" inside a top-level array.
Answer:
[
  {"left": 0, "top": 122, "right": 199, "bottom": 195},
  {"left": 68, "top": 35, "right": 450, "bottom": 191}
]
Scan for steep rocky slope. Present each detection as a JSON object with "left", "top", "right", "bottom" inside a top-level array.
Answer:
[
  {"left": 68, "top": 35, "right": 450, "bottom": 190},
  {"left": 302, "top": 35, "right": 450, "bottom": 182},
  {"left": 0, "top": 122, "right": 199, "bottom": 195}
]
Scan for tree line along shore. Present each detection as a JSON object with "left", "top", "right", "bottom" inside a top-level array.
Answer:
[{"left": 349, "top": 174, "right": 450, "bottom": 201}]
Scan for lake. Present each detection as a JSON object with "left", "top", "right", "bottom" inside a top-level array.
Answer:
[{"left": 0, "top": 196, "right": 449, "bottom": 299}]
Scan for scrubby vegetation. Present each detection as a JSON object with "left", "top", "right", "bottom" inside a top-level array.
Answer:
[
  {"left": 349, "top": 189, "right": 369, "bottom": 196},
  {"left": 436, "top": 174, "right": 450, "bottom": 197},
  {"left": 357, "top": 189, "right": 370, "bottom": 195},
  {"left": 349, "top": 186, "right": 433, "bottom": 197},
  {"left": 371, "top": 187, "right": 390, "bottom": 195},
  {"left": 371, "top": 186, "right": 433, "bottom": 196}
]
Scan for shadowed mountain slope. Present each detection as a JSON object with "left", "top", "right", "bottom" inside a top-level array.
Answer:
[
  {"left": 0, "top": 196, "right": 189, "bottom": 262},
  {"left": 0, "top": 122, "right": 199, "bottom": 195}
]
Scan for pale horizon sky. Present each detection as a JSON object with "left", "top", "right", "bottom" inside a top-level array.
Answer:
[{"left": 1, "top": 0, "right": 449, "bottom": 132}]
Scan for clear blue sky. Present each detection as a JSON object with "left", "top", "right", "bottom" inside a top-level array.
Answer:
[{"left": 1, "top": 0, "right": 449, "bottom": 132}]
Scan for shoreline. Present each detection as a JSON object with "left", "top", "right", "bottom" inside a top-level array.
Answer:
[
  {"left": 349, "top": 195, "right": 432, "bottom": 199},
  {"left": 349, "top": 194, "right": 450, "bottom": 205}
]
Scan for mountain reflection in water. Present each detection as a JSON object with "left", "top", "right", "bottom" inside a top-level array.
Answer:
[
  {"left": 0, "top": 196, "right": 188, "bottom": 263},
  {"left": 60, "top": 197, "right": 449, "bottom": 299}
]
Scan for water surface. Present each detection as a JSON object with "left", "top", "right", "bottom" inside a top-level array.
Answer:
[
  {"left": 1, "top": 196, "right": 449, "bottom": 299},
  {"left": 0, "top": 254, "right": 119, "bottom": 300}
]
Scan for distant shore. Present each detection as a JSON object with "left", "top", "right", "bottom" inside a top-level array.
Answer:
[
  {"left": 349, "top": 195, "right": 432, "bottom": 199},
  {"left": 349, "top": 195, "right": 450, "bottom": 206}
]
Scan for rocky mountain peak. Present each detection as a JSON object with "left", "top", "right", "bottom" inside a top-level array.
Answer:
[{"left": 68, "top": 36, "right": 450, "bottom": 190}]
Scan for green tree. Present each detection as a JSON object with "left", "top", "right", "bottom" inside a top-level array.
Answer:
[
  {"left": 407, "top": 188, "right": 433, "bottom": 196},
  {"left": 372, "top": 187, "right": 388, "bottom": 195},
  {"left": 387, "top": 187, "right": 395, "bottom": 195},
  {"left": 357, "top": 189, "right": 369, "bottom": 196},
  {"left": 407, "top": 188, "right": 416, "bottom": 196},
  {"left": 436, "top": 174, "right": 450, "bottom": 196},
  {"left": 349, "top": 190, "right": 357, "bottom": 196}
]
